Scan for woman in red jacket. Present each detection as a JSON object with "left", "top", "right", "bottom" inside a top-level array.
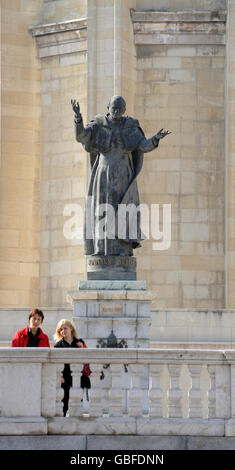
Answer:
[{"left": 11, "top": 308, "right": 50, "bottom": 347}]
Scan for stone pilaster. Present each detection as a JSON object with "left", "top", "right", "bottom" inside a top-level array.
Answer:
[{"left": 226, "top": 0, "right": 235, "bottom": 307}]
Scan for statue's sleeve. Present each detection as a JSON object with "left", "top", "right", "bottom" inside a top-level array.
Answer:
[
  {"left": 137, "top": 134, "right": 159, "bottom": 153},
  {"left": 74, "top": 117, "right": 92, "bottom": 145}
]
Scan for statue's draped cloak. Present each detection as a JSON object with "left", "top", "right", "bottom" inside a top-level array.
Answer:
[{"left": 82, "top": 114, "right": 146, "bottom": 255}]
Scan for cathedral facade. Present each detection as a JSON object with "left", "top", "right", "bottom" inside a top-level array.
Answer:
[{"left": 1, "top": 0, "right": 234, "bottom": 344}]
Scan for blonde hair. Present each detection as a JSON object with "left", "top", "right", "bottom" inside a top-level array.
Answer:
[{"left": 54, "top": 319, "right": 78, "bottom": 342}]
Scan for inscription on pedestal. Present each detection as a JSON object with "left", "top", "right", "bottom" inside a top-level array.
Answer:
[
  {"left": 101, "top": 304, "right": 124, "bottom": 316},
  {"left": 88, "top": 257, "right": 136, "bottom": 267},
  {"left": 87, "top": 255, "right": 137, "bottom": 281}
]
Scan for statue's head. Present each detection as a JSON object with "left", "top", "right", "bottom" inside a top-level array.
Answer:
[{"left": 107, "top": 95, "right": 126, "bottom": 121}]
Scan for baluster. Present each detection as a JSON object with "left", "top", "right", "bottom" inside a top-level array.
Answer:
[
  {"left": 168, "top": 365, "right": 182, "bottom": 418},
  {"left": 207, "top": 365, "right": 216, "bottom": 418},
  {"left": 215, "top": 364, "right": 230, "bottom": 419},
  {"left": 55, "top": 364, "right": 64, "bottom": 416},
  {"left": 109, "top": 363, "right": 124, "bottom": 417},
  {"left": 101, "top": 365, "right": 112, "bottom": 415},
  {"left": 149, "top": 364, "right": 163, "bottom": 418},
  {"left": 188, "top": 364, "right": 203, "bottom": 418},
  {"left": 122, "top": 364, "right": 131, "bottom": 415},
  {"left": 141, "top": 364, "right": 150, "bottom": 415},
  {"left": 128, "top": 364, "right": 143, "bottom": 417},
  {"left": 89, "top": 364, "right": 103, "bottom": 417},
  {"left": 69, "top": 363, "right": 83, "bottom": 417}
]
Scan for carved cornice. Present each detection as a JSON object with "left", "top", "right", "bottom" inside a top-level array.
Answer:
[
  {"left": 29, "top": 18, "right": 87, "bottom": 58},
  {"left": 130, "top": 10, "right": 226, "bottom": 45}
]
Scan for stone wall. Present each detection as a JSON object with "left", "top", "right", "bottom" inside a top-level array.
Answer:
[
  {"left": 0, "top": 0, "right": 43, "bottom": 307},
  {"left": 1, "top": 0, "right": 235, "bottom": 312},
  {"left": 135, "top": 0, "right": 227, "bottom": 10},
  {"left": 2, "top": 306, "right": 235, "bottom": 349},
  {"left": 133, "top": 9, "right": 226, "bottom": 309},
  {"left": 1, "top": 434, "right": 235, "bottom": 450},
  {"left": 31, "top": 5, "right": 88, "bottom": 307}
]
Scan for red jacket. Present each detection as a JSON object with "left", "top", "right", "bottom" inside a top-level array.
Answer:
[{"left": 11, "top": 325, "right": 50, "bottom": 347}]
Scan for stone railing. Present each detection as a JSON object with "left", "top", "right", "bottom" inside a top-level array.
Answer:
[{"left": 1, "top": 348, "right": 235, "bottom": 436}]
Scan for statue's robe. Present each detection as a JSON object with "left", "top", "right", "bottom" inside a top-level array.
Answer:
[{"left": 75, "top": 113, "right": 158, "bottom": 256}]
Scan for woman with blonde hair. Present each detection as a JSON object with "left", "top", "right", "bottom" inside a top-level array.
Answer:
[
  {"left": 54, "top": 318, "right": 79, "bottom": 343},
  {"left": 54, "top": 319, "right": 91, "bottom": 417}
]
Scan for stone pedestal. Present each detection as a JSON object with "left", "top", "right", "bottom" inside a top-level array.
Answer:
[{"left": 67, "top": 281, "right": 156, "bottom": 348}]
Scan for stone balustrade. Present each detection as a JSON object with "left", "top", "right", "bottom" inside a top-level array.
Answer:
[{"left": 1, "top": 348, "right": 235, "bottom": 436}]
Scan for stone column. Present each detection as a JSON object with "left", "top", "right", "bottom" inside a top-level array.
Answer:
[
  {"left": 226, "top": 0, "right": 235, "bottom": 308},
  {"left": 87, "top": 0, "right": 137, "bottom": 116}
]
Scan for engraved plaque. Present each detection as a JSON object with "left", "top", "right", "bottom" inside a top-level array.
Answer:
[
  {"left": 101, "top": 304, "right": 123, "bottom": 316},
  {"left": 86, "top": 255, "right": 137, "bottom": 281}
]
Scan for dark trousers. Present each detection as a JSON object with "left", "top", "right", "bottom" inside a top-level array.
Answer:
[{"left": 62, "top": 384, "right": 70, "bottom": 416}]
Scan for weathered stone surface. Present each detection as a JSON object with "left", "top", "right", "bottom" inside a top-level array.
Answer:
[
  {"left": 137, "top": 418, "right": 225, "bottom": 436},
  {"left": 29, "top": 18, "right": 87, "bottom": 37},
  {"left": 0, "top": 418, "right": 47, "bottom": 436},
  {"left": 78, "top": 280, "right": 147, "bottom": 290},
  {"left": 0, "top": 435, "right": 86, "bottom": 450},
  {"left": 2, "top": 434, "right": 235, "bottom": 450},
  {"left": 68, "top": 280, "right": 153, "bottom": 347},
  {"left": 225, "top": 419, "right": 235, "bottom": 436},
  {"left": 48, "top": 417, "right": 136, "bottom": 435},
  {"left": 131, "top": 10, "right": 226, "bottom": 45},
  {"left": 1, "top": 363, "right": 42, "bottom": 417},
  {"left": 186, "top": 436, "right": 235, "bottom": 450},
  {"left": 87, "top": 435, "right": 184, "bottom": 450},
  {"left": 88, "top": 434, "right": 235, "bottom": 450},
  {"left": 150, "top": 309, "right": 235, "bottom": 345}
]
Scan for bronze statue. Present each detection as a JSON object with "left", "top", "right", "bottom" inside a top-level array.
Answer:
[{"left": 71, "top": 95, "right": 170, "bottom": 258}]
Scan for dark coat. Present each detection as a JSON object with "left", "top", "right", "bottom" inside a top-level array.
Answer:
[{"left": 54, "top": 337, "right": 91, "bottom": 389}]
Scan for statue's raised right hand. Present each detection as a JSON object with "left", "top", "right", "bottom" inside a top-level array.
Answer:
[
  {"left": 154, "top": 128, "right": 171, "bottom": 140},
  {"left": 71, "top": 99, "right": 81, "bottom": 118}
]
